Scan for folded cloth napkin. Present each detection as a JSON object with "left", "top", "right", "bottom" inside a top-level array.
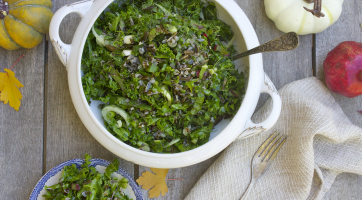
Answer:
[{"left": 185, "top": 77, "right": 362, "bottom": 200}]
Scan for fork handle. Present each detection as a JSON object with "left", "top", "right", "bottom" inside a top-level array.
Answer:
[{"left": 240, "top": 179, "right": 256, "bottom": 200}]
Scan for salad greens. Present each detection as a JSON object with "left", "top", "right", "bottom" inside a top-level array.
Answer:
[
  {"left": 82, "top": 0, "right": 246, "bottom": 153},
  {"left": 43, "top": 154, "right": 132, "bottom": 200}
]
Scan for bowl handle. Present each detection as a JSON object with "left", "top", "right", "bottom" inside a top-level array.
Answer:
[
  {"left": 49, "top": 0, "right": 94, "bottom": 70},
  {"left": 238, "top": 73, "right": 282, "bottom": 139}
]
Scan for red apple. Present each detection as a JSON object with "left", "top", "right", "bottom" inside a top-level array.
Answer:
[{"left": 324, "top": 41, "right": 362, "bottom": 98}]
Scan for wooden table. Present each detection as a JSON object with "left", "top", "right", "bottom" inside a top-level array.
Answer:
[{"left": 1, "top": 0, "right": 361, "bottom": 199}]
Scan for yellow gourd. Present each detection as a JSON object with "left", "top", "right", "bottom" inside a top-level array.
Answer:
[{"left": 0, "top": 0, "right": 53, "bottom": 50}]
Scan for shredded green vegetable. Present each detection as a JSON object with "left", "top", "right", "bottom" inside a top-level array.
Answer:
[
  {"left": 43, "top": 154, "right": 132, "bottom": 200},
  {"left": 82, "top": 0, "right": 246, "bottom": 153}
]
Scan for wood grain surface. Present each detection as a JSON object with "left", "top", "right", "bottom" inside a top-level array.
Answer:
[
  {"left": 0, "top": 0, "right": 361, "bottom": 199},
  {"left": 139, "top": 155, "right": 220, "bottom": 200},
  {"left": 315, "top": 0, "right": 362, "bottom": 199},
  {"left": 0, "top": 43, "right": 45, "bottom": 199}
]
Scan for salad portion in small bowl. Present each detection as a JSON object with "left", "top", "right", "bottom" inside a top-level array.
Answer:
[
  {"left": 82, "top": 0, "right": 246, "bottom": 153},
  {"left": 30, "top": 154, "right": 142, "bottom": 200}
]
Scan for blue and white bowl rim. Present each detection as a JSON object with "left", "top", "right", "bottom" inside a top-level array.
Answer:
[{"left": 29, "top": 158, "right": 143, "bottom": 200}]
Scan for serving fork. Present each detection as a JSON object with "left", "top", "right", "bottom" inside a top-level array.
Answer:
[{"left": 240, "top": 132, "right": 287, "bottom": 200}]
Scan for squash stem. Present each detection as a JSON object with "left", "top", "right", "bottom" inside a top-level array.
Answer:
[
  {"left": 303, "top": 0, "right": 325, "bottom": 18},
  {"left": 0, "top": 0, "right": 8, "bottom": 20}
]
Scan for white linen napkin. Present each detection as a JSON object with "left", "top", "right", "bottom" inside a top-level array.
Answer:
[{"left": 185, "top": 77, "right": 362, "bottom": 200}]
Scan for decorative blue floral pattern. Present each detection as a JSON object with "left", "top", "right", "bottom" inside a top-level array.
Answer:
[{"left": 29, "top": 159, "right": 143, "bottom": 200}]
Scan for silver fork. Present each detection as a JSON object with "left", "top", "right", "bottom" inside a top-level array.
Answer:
[{"left": 240, "top": 132, "right": 287, "bottom": 200}]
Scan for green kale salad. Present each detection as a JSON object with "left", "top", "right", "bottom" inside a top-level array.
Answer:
[
  {"left": 82, "top": 0, "right": 246, "bottom": 153},
  {"left": 43, "top": 154, "right": 132, "bottom": 200}
]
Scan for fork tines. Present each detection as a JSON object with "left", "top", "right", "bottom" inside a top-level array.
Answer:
[{"left": 257, "top": 131, "right": 287, "bottom": 162}]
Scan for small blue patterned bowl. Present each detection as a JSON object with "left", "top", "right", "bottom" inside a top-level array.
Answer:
[{"left": 29, "top": 158, "right": 143, "bottom": 200}]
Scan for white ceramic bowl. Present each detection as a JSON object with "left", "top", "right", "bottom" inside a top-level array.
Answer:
[{"left": 49, "top": 0, "right": 282, "bottom": 168}]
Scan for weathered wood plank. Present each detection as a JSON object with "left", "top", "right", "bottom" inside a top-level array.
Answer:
[
  {"left": 46, "top": 0, "right": 133, "bottom": 176},
  {"left": 140, "top": 0, "right": 313, "bottom": 199},
  {"left": 358, "top": 175, "right": 362, "bottom": 197},
  {"left": 0, "top": 43, "right": 45, "bottom": 199},
  {"left": 139, "top": 155, "right": 220, "bottom": 200},
  {"left": 316, "top": 0, "right": 362, "bottom": 199}
]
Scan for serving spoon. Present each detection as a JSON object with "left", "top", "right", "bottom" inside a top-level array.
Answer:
[{"left": 226, "top": 32, "right": 299, "bottom": 61}]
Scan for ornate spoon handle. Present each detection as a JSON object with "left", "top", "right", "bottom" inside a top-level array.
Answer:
[{"left": 230, "top": 32, "right": 299, "bottom": 61}]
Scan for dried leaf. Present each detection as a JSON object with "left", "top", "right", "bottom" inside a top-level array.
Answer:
[
  {"left": 0, "top": 69, "right": 24, "bottom": 111},
  {"left": 136, "top": 168, "right": 169, "bottom": 198},
  {"left": 0, "top": 73, "right": 5, "bottom": 91}
]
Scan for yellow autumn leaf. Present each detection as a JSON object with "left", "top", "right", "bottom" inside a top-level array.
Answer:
[
  {"left": 0, "top": 72, "right": 5, "bottom": 91},
  {"left": 136, "top": 168, "right": 169, "bottom": 198},
  {"left": 0, "top": 69, "right": 24, "bottom": 111}
]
